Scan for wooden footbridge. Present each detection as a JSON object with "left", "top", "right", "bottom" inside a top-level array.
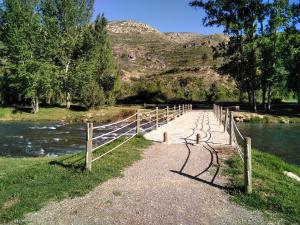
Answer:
[{"left": 85, "top": 104, "right": 252, "bottom": 193}]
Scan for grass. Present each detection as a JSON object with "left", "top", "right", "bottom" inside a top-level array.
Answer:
[
  {"left": 0, "top": 136, "right": 152, "bottom": 223},
  {"left": 225, "top": 149, "right": 300, "bottom": 224},
  {"left": 0, "top": 106, "right": 138, "bottom": 123}
]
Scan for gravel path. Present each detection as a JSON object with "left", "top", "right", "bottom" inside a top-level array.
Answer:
[{"left": 22, "top": 111, "right": 270, "bottom": 225}]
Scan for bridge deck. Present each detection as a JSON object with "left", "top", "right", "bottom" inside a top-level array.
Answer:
[{"left": 144, "top": 110, "right": 230, "bottom": 146}]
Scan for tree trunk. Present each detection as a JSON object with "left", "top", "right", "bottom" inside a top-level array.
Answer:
[
  {"left": 262, "top": 86, "right": 266, "bottom": 110},
  {"left": 66, "top": 92, "right": 71, "bottom": 109},
  {"left": 65, "top": 64, "right": 70, "bottom": 109},
  {"left": 247, "top": 91, "right": 251, "bottom": 107},
  {"left": 239, "top": 90, "right": 243, "bottom": 103},
  {"left": 267, "top": 85, "right": 272, "bottom": 111},
  {"left": 253, "top": 90, "right": 257, "bottom": 112},
  {"left": 32, "top": 96, "right": 39, "bottom": 114}
]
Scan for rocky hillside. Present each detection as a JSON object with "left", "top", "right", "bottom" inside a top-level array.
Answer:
[{"left": 107, "top": 20, "right": 234, "bottom": 93}]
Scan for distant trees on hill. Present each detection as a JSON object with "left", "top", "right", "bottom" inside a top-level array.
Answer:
[
  {"left": 191, "top": 0, "right": 300, "bottom": 110},
  {"left": 0, "top": 0, "right": 119, "bottom": 113}
]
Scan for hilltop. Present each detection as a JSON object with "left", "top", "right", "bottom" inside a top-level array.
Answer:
[
  {"left": 107, "top": 20, "right": 236, "bottom": 102},
  {"left": 107, "top": 20, "right": 227, "bottom": 79}
]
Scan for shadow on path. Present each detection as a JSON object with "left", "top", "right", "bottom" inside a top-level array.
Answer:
[{"left": 170, "top": 111, "right": 227, "bottom": 190}]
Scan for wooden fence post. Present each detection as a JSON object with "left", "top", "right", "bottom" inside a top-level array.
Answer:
[
  {"left": 219, "top": 106, "right": 223, "bottom": 125},
  {"left": 166, "top": 106, "right": 169, "bottom": 124},
  {"left": 85, "top": 123, "right": 93, "bottom": 171},
  {"left": 136, "top": 110, "right": 140, "bottom": 134},
  {"left": 213, "top": 104, "right": 216, "bottom": 116},
  {"left": 244, "top": 137, "right": 252, "bottom": 194},
  {"left": 156, "top": 107, "right": 159, "bottom": 129},
  {"left": 179, "top": 105, "right": 181, "bottom": 116},
  {"left": 196, "top": 133, "right": 201, "bottom": 145},
  {"left": 216, "top": 105, "right": 219, "bottom": 121},
  {"left": 174, "top": 105, "right": 176, "bottom": 118},
  {"left": 191, "top": 104, "right": 193, "bottom": 111},
  {"left": 230, "top": 111, "right": 234, "bottom": 146},
  {"left": 163, "top": 132, "right": 168, "bottom": 143},
  {"left": 224, "top": 108, "right": 229, "bottom": 132}
]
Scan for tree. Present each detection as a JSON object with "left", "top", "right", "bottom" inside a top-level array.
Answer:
[
  {"left": 259, "top": 0, "right": 291, "bottom": 110},
  {"left": 190, "top": 0, "right": 294, "bottom": 111},
  {"left": 40, "top": 0, "right": 94, "bottom": 109},
  {"left": 190, "top": 0, "right": 263, "bottom": 111},
  {"left": 0, "top": 0, "right": 50, "bottom": 113}
]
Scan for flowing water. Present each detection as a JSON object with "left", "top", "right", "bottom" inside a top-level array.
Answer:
[
  {"left": 237, "top": 123, "right": 300, "bottom": 166},
  {"left": 0, "top": 120, "right": 157, "bottom": 157},
  {"left": 0, "top": 122, "right": 86, "bottom": 157},
  {"left": 1, "top": 121, "right": 299, "bottom": 165}
]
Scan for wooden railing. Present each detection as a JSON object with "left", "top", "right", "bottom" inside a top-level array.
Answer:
[
  {"left": 85, "top": 104, "right": 193, "bottom": 171},
  {"left": 213, "top": 104, "right": 252, "bottom": 194}
]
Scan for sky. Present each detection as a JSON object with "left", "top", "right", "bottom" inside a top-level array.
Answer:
[
  {"left": 94, "top": 0, "right": 300, "bottom": 35},
  {"left": 93, "top": 0, "right": 224, "bottom": 35}
]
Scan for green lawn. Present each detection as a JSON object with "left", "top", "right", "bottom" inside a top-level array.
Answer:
[
  {"left": 0, "top": 136, "right": 152, "bottom": 223},
  {"left": 226, "top": 149, "right": 300, "bottom": 224},
  {"left": 0, "top": 106, "right": 137, "bottom": 123}
]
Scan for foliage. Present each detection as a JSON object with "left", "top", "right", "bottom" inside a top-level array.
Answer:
[
  {"left": 190, "top": 0, "right": 300, "bottom": 110},
  {"left": 226, "top": 149, "right": 300, "bottom": 223},
  {"left": 120, "top": 73, "right": 237, "bottom": 103},
  {"left": 0, "top": 136, "right": 152, "bottom": 223},
  {"left": 0, "top": 0, "right": 119, "bottom": 112}
]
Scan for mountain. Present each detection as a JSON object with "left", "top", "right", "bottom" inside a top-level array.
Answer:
[{"left": 107, "top": 20, "right": 235, "bottom": 100}]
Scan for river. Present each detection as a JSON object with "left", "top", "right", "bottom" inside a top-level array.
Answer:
[
  {"left": 0, "top": 120, "right": 155, "bottom": 157},
  {"left": 0, "top": 121, "right": 299, "bottom": 165},
  {"left": 237, "top": 123, "right": 300, "bottom": 166}
]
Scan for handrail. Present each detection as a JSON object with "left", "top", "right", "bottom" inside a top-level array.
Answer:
[
  {"left": 92, "top": 120, "right": 137, "bottom": 141},
  {"left": 85, "top": 104, "right": 193, "bottom": 171},
  {"left": 213, "top": 103, "right": 252, "bottom": 193},
  {"left": 93, "top": 113, "right": 137, "bottom": 130}
]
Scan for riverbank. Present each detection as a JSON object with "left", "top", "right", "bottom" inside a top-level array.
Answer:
[
  {"left": 0, "top": 106, "right": 138, "bottom": 123},
  {"left": 225, "top": 149, "right": 300, "bottom": 224},
  {"left": 0, "top": 136, "right": 151, "bottom": 223},
  {"left": 233, "top": 111, "right": 300, "bottom": 124}
]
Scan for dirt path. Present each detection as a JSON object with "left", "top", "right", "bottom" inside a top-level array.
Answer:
[{"left": 21, "top": 110, "right": 270, "bottom": 225}]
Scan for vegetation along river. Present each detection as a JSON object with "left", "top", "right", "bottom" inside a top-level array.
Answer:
[{"left": 237, "top": 123, "right": 300, "bottom": 166}]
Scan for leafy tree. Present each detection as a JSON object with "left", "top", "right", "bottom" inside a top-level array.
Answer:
[
  {"left": 0, "top": 0, "right": 49, "bottom": 113},
  {"left": 190, "top": 0, "right": 294, "bottom": 111},
  {"left": 40, "top": 0, "right": 94, "bottom": 109}
]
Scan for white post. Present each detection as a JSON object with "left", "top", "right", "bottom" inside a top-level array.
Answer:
[
  {"left": 224, "top": 108, "right": 229, "bottom": 132},
  {"left": 156, "top": 107, "right": 159, "bottom": 129},
  {"left": 219, "top": 106, "right": 222, "bottom": 125},
  {"left": 136, "top": 110, "right": 140, "bottom": 134},
  {"left": 230, "top": 111, "right": 234, "bottom": 146},
  {"left": 85, "top": 123, "right": 93, "bottom": 171},
  {"left": 244, "top": 137, "right": 252, "bottom": 194},
  {"left": 166, "top": 106, "right": 169, "bottom": 124}
]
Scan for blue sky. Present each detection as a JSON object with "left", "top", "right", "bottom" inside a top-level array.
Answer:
[
  {"left": 94, "top": 0, "right": 299, "bottom": 35},
  {"left": 93, "top": 0, "right": 223, "bottom": 35}
]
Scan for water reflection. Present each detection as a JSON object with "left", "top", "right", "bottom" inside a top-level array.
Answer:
[{"left": 237, "top": 123, "right": 300, "bottom": 166}]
